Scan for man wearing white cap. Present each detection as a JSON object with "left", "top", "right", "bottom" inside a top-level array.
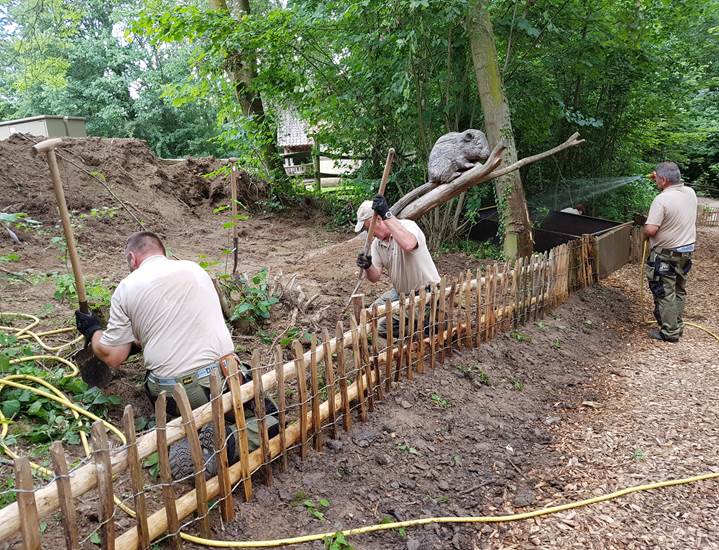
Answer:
[{"left": 355, "top": 195, "right": 440, "bottom": 336}]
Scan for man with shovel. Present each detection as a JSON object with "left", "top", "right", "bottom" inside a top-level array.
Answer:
[
  {"left": 355, "top": 196, "right": 440, "bottom": 337},
  {"left": 74, "top": 231, "right": 277, "bottom": 458}
]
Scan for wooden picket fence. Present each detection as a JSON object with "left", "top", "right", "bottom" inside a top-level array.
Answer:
[
  {"left": 698, "top": 205, "right": 719, "bottom": 227},
  {"left": 0, "top": 237, "right": 595, "bottom": 550}
]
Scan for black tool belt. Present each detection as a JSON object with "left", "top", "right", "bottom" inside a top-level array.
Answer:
[{"left": 656, "top": 248, "right": 693, "bottom": 259}]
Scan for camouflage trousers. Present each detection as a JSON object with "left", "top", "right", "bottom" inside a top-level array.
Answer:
[
  {"left": 145, "top": 367, "right": 278, "bottom": 452},
  {"left": 645, "top": 249, "right": 692, "bottom": 340},
  {"left": 372, "top": 287, "right": 436, "bottom": 339}
]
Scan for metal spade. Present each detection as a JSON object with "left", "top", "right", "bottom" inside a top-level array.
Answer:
[{"left": 33, "top": 138, "right": 113, "bottom": 388}]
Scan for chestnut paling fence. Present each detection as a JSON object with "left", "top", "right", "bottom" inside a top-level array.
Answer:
[
  {"left": 0, "top": 236, "right": 597, "bottom": 550},
  {"left": 698, "top": 205, "right": 719, "bottom": 227}
]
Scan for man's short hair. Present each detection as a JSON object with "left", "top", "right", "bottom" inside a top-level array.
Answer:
[
  {"left": 126, "top": 231, "right": 166, "bottom": 256},
  {"left": 655, "top": 161, "right": 681, "bottom": 185}
]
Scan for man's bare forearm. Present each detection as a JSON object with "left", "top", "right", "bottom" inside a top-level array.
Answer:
[
  {"left": 90, "top": 332, "right": 131, "bottom": 368},
  {"left": 384, "top": 217, "right": 418, "bottom": 251},
  {"left": 365, "top": 265, "right": 382, "bottom": 282}
]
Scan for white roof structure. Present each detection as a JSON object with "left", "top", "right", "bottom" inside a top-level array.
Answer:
[{"left": 277, "top": 109, "right": 313, "bottom": 148}]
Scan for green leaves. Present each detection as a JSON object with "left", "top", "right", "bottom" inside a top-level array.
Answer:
[
  {"left": 2, "top": 400, "right": 21, "bottom": 418},
  {"left": 227, "top": 268, "right": 280, "bottom": 331}
]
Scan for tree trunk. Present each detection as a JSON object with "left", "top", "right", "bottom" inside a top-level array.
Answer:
[
  {"left": 467, "top": 0, "right": 533, "bottom": 259},
  {"left": 208, "top": 0, "right": 284, "bottom": 177}
]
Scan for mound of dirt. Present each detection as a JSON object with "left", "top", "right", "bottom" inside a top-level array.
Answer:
[{"left": 0, "top": 134, "right": 266, "bottom": 233}]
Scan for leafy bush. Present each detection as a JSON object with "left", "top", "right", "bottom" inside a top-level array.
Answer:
[{"left": 228, "top": 268, "right": 280, "bottom": 332}]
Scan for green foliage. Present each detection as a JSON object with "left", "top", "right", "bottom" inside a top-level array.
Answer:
[
  {"left": 0, "top": 333, "right": 121, "bottom": 447},
  {"left": 509, "top": 330, "right": 531, "bottom": 343},
  {"left": 455, "top": 362, "right": 492, "bottom": 386},
  {"left": 589, "top": 179, "right": 657, "bottom": 220},
  {"left": 0, "top": 0, "right": 225, "bottom": 158},
  {"left": 143, "top": 452, "right": 160, "bottom": 480},
  {"left": 0, "top": 252, "right": 20, "bottom": 263},
  {"left": 79, "top": 207, "right": 119, "bottom": 221},
  {"left": 503, "top": 377, "right": 524, "bottom": 391},
  {"left": 324, "top": 531, "right": 354, "bottom": 550},
  {"left": 4, "top": 0, "right": 719, "bottom": 239},
  {"left": 52, "top": 274, "right": 112, "bottom": 308},
  {"left": 439, "top": 238, "right": 502, "bottom": 261},
  {"left": 301, "top": 497, "right": 330, "bottom": 521},
  {"left": 380, "top": 516, "right": 407, "bottom": 539},
  {"left": 258, "top": 327, "right": 312, "bottom": 349},
  {"left": 0, "top": 212, "right": 41, "bottom": 229},
  {"left": 0, "top": 478, "right": 16, "bottom": 509},
  {"left": 397, "top": 442, "right": 419, "bottom": 455},
  {"left": 228, "top": 268, "right": 280, "bottom": 331},
  {"left": 631, "top": 448, "right": 646, "bottom": 461},
  {"left": 428, "top": 392, "right": 452, "bottom": 409},
  {"left": 315, "top": 182, "right": 371, "bottom": 231}
]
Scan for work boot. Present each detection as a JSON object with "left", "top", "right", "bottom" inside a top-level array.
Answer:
[{"left": 648, "top": 329, "right": 679, "bottom": 343}]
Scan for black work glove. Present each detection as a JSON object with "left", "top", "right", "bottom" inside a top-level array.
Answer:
[
  {"left": 75, "top": 310, "right": 102, "bottom": 346},
  {"left": 356, "top": 252, "right": 373, "bottom": 270},
  {"left": 633, "top": 213, "right": 647, "bottom": 226},
  {"left": 372, "top": 195, "right": 391, "bottom": 220}
]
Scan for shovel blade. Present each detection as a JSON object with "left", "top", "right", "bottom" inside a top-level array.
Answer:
[{"left": 73, "top": 347, "right": 113, "bottom": 388}]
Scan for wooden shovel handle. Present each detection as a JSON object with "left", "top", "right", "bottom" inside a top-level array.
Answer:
[
  {"left": 363, "top": 148, "right": 396, "bottom": 255},
  {"left": 34, "top": 141, "right": 90, "bottom": 313}
]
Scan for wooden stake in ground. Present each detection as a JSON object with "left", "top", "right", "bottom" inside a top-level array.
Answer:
[
  {"left": 49, "top": 442, "right": 79, "bottom": 550},
  {"left": 14, "top": 457, "right": 40, "bottom": 550},
  {"left": 384, "top": 298, "right": 394, "bottom": 393},
  {"left": 349, "top": 315, "right": 367, "bottom": 421},
  {"left": 273, "top": 346, "right": 288, "bottom": 472},
  {"left": 154, "top": 394, "right": 182, "bottom": 550},
  {"left": 251, "top": 352, "right": 273, "bottom": 484},
  {"left": 335, "top": 321, "right": 351, "bottom": 431},
  {"left": 322, "top": 328, "right": 338, "bottom": 439},
  {"left": 172, "top": 385, "right": 210, "bottom": 539},
  {"left": 223, "top": 356, "right": 252, "bottom": 501},
  {"left": 91, "top": 422, "right": 115, "bottom": 550},
  {"left": 292, "top": 341, "right": 309, "bottom": 459},
  {"left": 347, "top": 148, "right": 396, "bottom": 302},
  {"left": 209, "top": 371, "right": 234, "bottom": 522},
  {"left": 370, "top": 303, "right": 383, "bottom": 400},
  {"left": 308, "top": 337, "right": 323, "bottom": 451},
  {"left": 122, "top": 405, "right": 150, "bottom": 550}
]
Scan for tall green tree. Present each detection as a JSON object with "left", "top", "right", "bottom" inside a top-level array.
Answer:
[{"left": 468, "top": 0, "right": 532, "bottom": 258}]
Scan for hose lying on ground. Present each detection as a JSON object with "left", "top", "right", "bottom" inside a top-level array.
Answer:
[{"left": 0, "top": 308, "right": 717, "bottom": 548}]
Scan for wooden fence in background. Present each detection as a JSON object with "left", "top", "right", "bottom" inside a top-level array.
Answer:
[
  {"left": 698, "top": 205, "right": 719, "bottom": 227},
  {"left": 0, "top": 237, "right": 596, "bottom": 550}
]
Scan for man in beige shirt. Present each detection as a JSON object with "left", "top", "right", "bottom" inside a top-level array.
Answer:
[
  {"left": 75, "top": 232, "right": 277, "bottom": 465},
  {"left": 355, "top": 195, "right": 440, "bottom": 336},
  {"left": 643, "top": 161, "right": 697, "bottom": 342}
]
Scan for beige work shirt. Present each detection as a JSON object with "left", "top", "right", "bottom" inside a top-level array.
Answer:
[
  {"left": 370, "top": 219, "right": 441, "bottom": 294},
  {"left": 100, "top": 255, "right": 233, "bottom": 378},
  {"left": 646, "top": 184, "right": 697, "bottom": 250}
]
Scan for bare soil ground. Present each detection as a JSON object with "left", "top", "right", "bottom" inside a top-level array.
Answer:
[{"left": 1, "top": 136, "right": 717, "bottom": 549}]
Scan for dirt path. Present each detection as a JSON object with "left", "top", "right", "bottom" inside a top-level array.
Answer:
[{"left": 486, "top": 226, "right": 719, "bottom": 549}]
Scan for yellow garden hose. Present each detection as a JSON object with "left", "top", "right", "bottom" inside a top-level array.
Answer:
[{"left": 1, "top": 311, "right": 717, "bottom": 548}]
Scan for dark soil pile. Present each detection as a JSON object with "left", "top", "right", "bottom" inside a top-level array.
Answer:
[{"left": 0, "top": 133, "right": 266, "bottom": 232}]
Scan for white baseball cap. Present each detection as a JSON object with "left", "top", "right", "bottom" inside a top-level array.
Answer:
[{"left": 354, "top": 200, "right": 374, "bottom": 232}]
